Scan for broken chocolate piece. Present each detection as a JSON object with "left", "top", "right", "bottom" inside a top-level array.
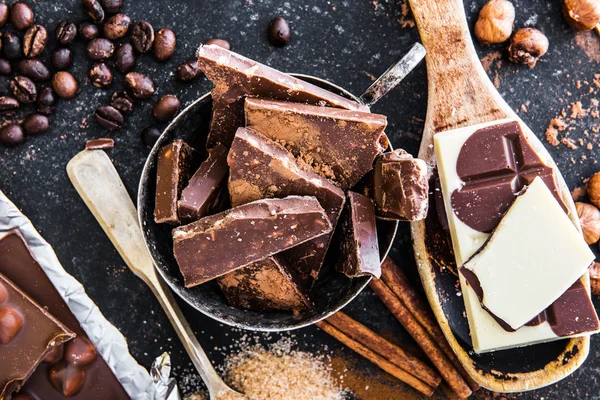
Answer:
[
  {"left": 173, "top": 196, "right": 332, "bottom": 287},
  {"left": 373, "top": 149, "right": 429, "bottom": 221},
  {"left": 228, "top": 127, "right": 346, "bottom": 290},
  {"left": 85, "top": 138, "right": 114, "bottom": 150},
  {"left": 178, "top": 143, "right": 229, "bottom": 222},
  {"left": 196, "top": 44, "right": 368, "bottom": 148},
  {"left": 336, "top": 191, "right": 380, "bottom": 278},
  {"left": 217, "top": 256, "right": 310, "bottom": 312},
  {"left": 154, "top": 139, "right": 201, "bottom": 224},
  {"left": 0, "top": 273, "right": 75, "bottom": 399},
  {"left": 244, "top": 98, "right": 388, "bottom": 188}
]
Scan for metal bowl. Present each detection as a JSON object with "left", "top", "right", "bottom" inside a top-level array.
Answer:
[{"left": 137, "top": 75, "right": 401, "bottom": 331}]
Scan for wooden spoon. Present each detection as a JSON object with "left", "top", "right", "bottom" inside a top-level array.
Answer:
[{"left": 408, "top": 0, "right": 591, "bottom": 392}]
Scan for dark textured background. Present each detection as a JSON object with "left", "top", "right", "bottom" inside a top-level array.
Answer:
[{"left": 1, "top": 0, "right": 599, "bottom": 399}]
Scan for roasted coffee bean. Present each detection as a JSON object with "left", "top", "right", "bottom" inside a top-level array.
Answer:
[
  {"left": 153, "top": 94, "right": 180, "bottom": 122},
  {"left": 52, "top": 71, "right": 78, "bottom": 99},
  {"left": 124, "top": 72, "right": 155, "bottom": 99},
  {"left": 204, "top": 38, "right": 231, "bottom": 50},
  {"left": 115, "top": 42, "right": 135, "bottom": 73},
  {"left": 0, "top": 96, "right": 20, "bottom": 115},
  {"left": 268, "top": 17, "right": 290, "bottom": 47},
  {"left": 22, "top": 113, "right": 49, "bottom": 135},
  {"left": 0, "top": 124, "right": 25, "bottom": 146},
  {"left": 49, "top": 361, "right": 86, "bottom": 397},
  {"left": 86, "top": 38, "right": 114, "bottom": 60},
  {"left": 11, "top": 3, "right": 34, "bottom": 31},
  {"left": 103, "top": 13, "right": 130, "bottom": 40},
  {"left": 23, "top": 25, "right": 48, "bottom": 58},
  {"left": 154, "top": 28, "right": 176, "bottom": 61},
  {"left": 110, "top": 90, "right": 133, "bottom": 113},
  {"left": 131, "top": 20, "right": 154, "bottom": 53},
  {"left": 11, "top": 394, "right": 34, "bottom": 400},
  {"left": 11, "top": 76, "right": 37, "bottom": 103},
  {"left": 79, "top": 22, "right": 99, "bottom": 41},
  {"left": 37, "top": 86, "right": 57, "bottom": 115},
  {"left": 95, "top": 105, "right": 123, "bottom": 130},
  {"left": 141, "top": 126, "right": 161, "bottom": 148},
  {"left": 17, "top": 59, "right": 51, "bottom": 81},
  {"left": 89, "top": 62, "right": 112, "bottom": 87},
  {"left": 101, "top": 0, "right": 123, "bottom": 14},
  {"left": 175, "top": 59, "right": 202, "bottom": 82},
  {"left": 0, "top": 4, "right": 9, "bottom": 28},
  {"left": 82, "top": 0, "right": 105, "bottom": 24},
  {"left": 0, "top": 59, "right": 11, "bottom": 75},
  {"left": 2, "top": 33, "right": 22, "bottom": 60},
  {"left": 52, "top": 47, "right": 72, "bottom": 70},
  {"left": 55, "top": 21, "right": 77, "bottom": 45}
]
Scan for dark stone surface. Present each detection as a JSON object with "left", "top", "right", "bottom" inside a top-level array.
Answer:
[{"left": 0, "top": 0, "right": 599, "bottom": 399}]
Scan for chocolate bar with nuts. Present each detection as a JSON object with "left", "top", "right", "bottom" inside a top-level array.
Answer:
[{"left": 172, "top": 196, "right": 332, "bottom": 288}]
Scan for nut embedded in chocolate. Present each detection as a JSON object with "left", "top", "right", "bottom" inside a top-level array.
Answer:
[
  {"left": 89, "top": 62, "right": 113, "bottom": 88},
  {"left": 49, "top": 361, "right": 86, "bottom": 397},
  {"left": 55, "top": 21, "right": 78, "bottom": 45},
  {"left": 64, "top": 337, "right": 98, "bottom": 368},
  {"left": 131, "top": 20, "right": 154, "bottom": 53},
  {"left": 43, "top": 342, "right": 65, "bottom": 364},
  {"left": 125, "top": 72, "right": 155, "bottom": 99},
  {"left": 0, "top": 306, "right": 23, "bottom": 344},
  {"left": 103, "top": 13, "right": 130, "bottom": 40},
  {"left": 11, "top": 76, "right": 37, "bottom": 104},
  {"left": 17, "top": 59, "right": 51, "bottom": 81},
  {"left": 95, "top": 105, "right": 124, "bottom": 131},
  {"left": 23, "top": 24, "right": 48, "bottom": 58}
]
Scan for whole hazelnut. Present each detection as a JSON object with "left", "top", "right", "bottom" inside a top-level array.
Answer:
[
  {"left": 563, "top": 0, "right": 600, "bottom": 31},
  {"left": 576, "top": 202, "right": 600, "bottom": 245},
  {"left": 590, "top": 262, "right": 600, "bottom": 296},
  {"left": 588, "top": 171, "right": 600, "bottom": 208},
  {"left": 507, "top": 28, "right": 549, "bottom": 68},
  {"left": 475, "top": 0, "right": 515, "bottom": 45}
]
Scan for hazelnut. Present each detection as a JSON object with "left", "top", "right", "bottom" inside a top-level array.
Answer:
[
  {"left": 590, "top": 262, "right": 600, "bottom": 296},
  {"left": 576, "top": 202, "right": 600, "bottom": 245},
  {"left": 588, "top": 171, "right": 600, "bottom": 208},
  {"left": 563, "top": 0, "right": 600, "bottom": 31},
  {"left": 507, "top": 28, "right": 549, "bottom": 68},
  {"left": 475, "top": 0, "right": 515, "bottom": 45}
]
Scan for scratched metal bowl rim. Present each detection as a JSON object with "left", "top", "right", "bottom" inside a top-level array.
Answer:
[{"left": 137, "top": 74, "right": 399, "bottom": 331}]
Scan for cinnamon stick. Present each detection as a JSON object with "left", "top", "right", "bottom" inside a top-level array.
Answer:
[
  {"left": 381, "top": 257, "right": 480, "bottom": 391},
  {"left": 326, "top": 311, "right": 442, "bottom": 388},
  {"left": 369, "top": 278, "right": 472, "bottom": 398},
  {"left": 316, "top": 320, "right": 436, "bottom": 397}
]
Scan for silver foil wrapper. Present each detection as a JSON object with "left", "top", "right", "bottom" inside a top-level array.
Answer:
[{"left": 151, "top": 353, "right": 182, "bottom": 400}]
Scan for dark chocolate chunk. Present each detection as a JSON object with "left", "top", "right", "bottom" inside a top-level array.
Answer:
[
  {"left": 85, "top": 138, "right": 114, "bottom": 150},
  {"left": 172, "top": 196, "right": 332, "bottom": 287}
]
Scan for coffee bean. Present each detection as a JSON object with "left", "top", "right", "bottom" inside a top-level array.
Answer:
[
  {"left": 23, "top": 25, "right": 48, "bottom": 58},
  {"left": 110, "top": 90, "right": 133, "bottom": 113},
  {"left": 104, "top": 13, "right": 130, "bottom": 40},
  {"left": 49, "top": 361, "right": 86, "bottom": 397},
  {"left": 95, "top": 105, "right": 123, "bottom": 130},
  {"left": 2, "top": 33, "right": 22, "bottom": 60},
  {"left": 86, "top": 38, "right": 114, "bottom": 61},
  {"left": 175, "top": 59, "right": 202, "bottom": 82},
  {"left": 11, "top": 394, "right": 34, "bottom": 400},
  {"left": 11, "top": 76, "right": 37, "bottom": 103},
  {"left": 0, "top": 4, "right": 8, "bottom": 28},
  {"left": 82, "top": 0, "right": 105, "bottom": 24},
  {"left": 154, "top": 28, "right": 176, "bottom": 61},
  {"left": 115, "top": 42, "right": 135, "bottom": 73},
  {"left": 37, "top": 86, "right": 57, "bottom": 115},
  {"left": 55, "top": 21, "right": 77, "bottom": 45},
  {"left": 0, "top": 124, "right": 25, "bottom": 146},
  {"left": 17, "top": 59, "right": 51, "bottom": 81},
  {"left": 52, "top": 47, "right": 72, "bottom": 70},
  {"left": 268, "top": 17, "right": 290, "bottom": 47},
  {"left": 52, "top": 71, "right": 78, "bottom": 99},
  {"left": 22, "top": 113, "right": 49, "bottom": 135},
  {"left": 79, "top": 22, "right": 99, "bottom": 41},
  {"left": 0, "top": 59, "right": 11, "bottom": 75},
  {"left": 89, "top": 62, "right": 112, "bottom": 88},
  {"left": 141, "top": 126, "right": 161, "bottom": 148},
  {"left": 124, "top": 72, "right": 155, "bottom": 99},
  {"left": 101, "top": 0, "right": 123, "bottom": 14},
  {"left": 0, "top": 96, "right": 20, "bottom": 115},
  {"left": 131, "top": 21, "right": 154, "bottom": 53},
  {"left": 204, "top": 38, "right": 231, "bottom": 50},
  {"left": 153, "top": 94, "right": 180, "bottom": 122},
  {"left": 11, "top": 3, "right": 34, "bottom": 31}
]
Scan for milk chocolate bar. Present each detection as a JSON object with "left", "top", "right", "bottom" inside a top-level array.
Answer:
[
  {"left": 228, "top": 127, "right": 346, "bottom": 290},
  {"left": 217, "top": 256, "right": 311, "bottom": 312},
  {"left": 196, "top": 44, "right": 368, "bottom": 148},
  {"left": 173, "top": 196, "right": 332, "bottom": 287},
  {"left": 154, "top": 140, "right": 201, "bottom": 224},
  {"left": 0, "top": 230, "right": 130, "bottom": 399},
  {"left": 178, "top": 143, "right": 230, "bottom": 222},
  {"left": 244, "top": 98, "right": 388, "bottom": 188},
  {"left": 0, "top": 273, "right": 75, "bottom": 399},
  {"left": 336, "top": 191, "right": 380, "bottom": 278},
  {"left": 373, "top": 149, "right": 429, "bottom": 221}
]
